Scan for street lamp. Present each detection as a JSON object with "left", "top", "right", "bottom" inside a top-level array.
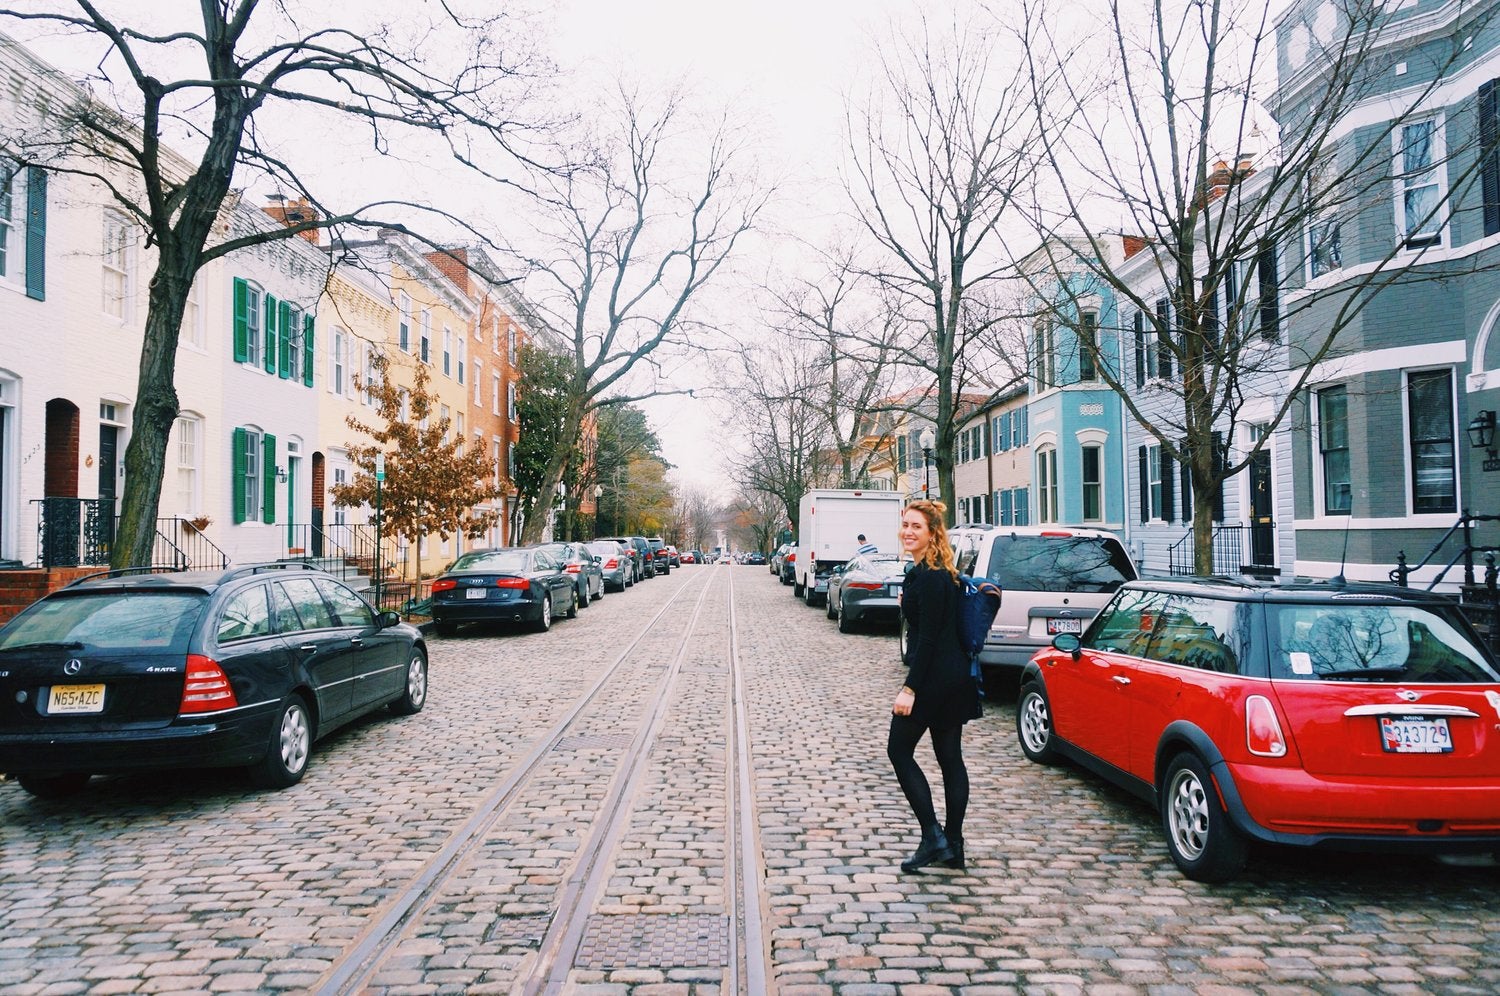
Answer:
[
  {"left": 919, "top": 427, "right": 935, "bottom": 496},
  {"left": 594, "top": 483, "right": 604, "bottom": 537}
]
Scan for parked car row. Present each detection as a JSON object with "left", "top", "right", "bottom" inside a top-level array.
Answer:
[{"left": 0, "top": 562, "right": 428, "bottom": 798}]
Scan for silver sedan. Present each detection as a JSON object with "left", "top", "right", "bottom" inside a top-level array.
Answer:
[
  {"left": 587, "top": 540, "right": 634, "bottom": 592},
  {"left": 826, "top": 553, "right": 908, "bottom": 633}
]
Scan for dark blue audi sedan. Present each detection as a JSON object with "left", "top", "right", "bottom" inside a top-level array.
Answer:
[{"left": 0, "top": 563, "right": 427, "bottom": 798}]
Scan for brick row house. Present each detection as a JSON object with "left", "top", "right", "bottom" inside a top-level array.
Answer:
[{"left": 0, "top": 34, "right": 545, "bottom": 616}]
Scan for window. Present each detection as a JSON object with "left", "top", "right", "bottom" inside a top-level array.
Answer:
[
  {"left": 232, "top": 426, "right": 275, "bottom": 524},
  {"left": 494, "top": 438, "right": 503, "bottom": 487},
  {"left": 1317, "top": 386, "right": 1350, "bottom": 515},
  {"left": 1090, "top": 589, "right": 1170, "bottom": 658},
  {"left": 0, "top": 163, "right": 18, "bottom": 283},
  {"left": 399, "top": 389, "right": 410, "bottom": 422},
  {"left": 507, "top": 322, "right": 517, "bottom": 365},
  {"left": 1232, "top": 249, "right": 1280, "bottom": 341},
  {"left": 440, "top": 404, "right": 451, "bottom": 444},
  {"left": 1081, "top": 444, "right": 1103, "bottom": 522},
  {"left": 1014, "top": 486, "right": 1030, "bottom": 525},
  {"left": 420, "top": 309, "right": 432, "bottom": 363},
  {"left": 1036, "top": 446, "right": 1059, "bottom": 523},
  {"left": 443, "top": 327, "right": 453, "bottom": 377},
  {"left": 362, "top": 345, "right": 376, "bottom": 406},
  {"left": 286, "top": 305, "right": 303, "bottom": 383},
  {"left": 1407, "top": 369, "right": 1456, "bottom": 513},
  {"left": 507, "top": 381, "right": 517, "bottom": 421},
  {"left": 492, "top": 372, "right": 502, "bottom": 415},
  {"left": 180, "top": 278, "right": 204, "bottom": 349},
  {"left": 1034, "top": 319, "right": 1056, "bottom": 388},
  {"left": 1396, "top": 117, "right": 1445, "bottom": 250},
  {"left": 1152, "top": 297, "right": 1171, "bottom": 378},
  {"left": 456, "top": 411, "right": 465, "bottom": 443},
  {"left": 1078, "top": 311, "right": 1098, "bottom": 381},
  {"left": 217, "top": 585, "right": 273, "bottom": 643},
  {"left": 473, "top": 359, "right": 482, "bottom": 404},
  {"left": 508, "top": 441, "right": 516, "bottom": 480},
  {"left": 492, "top": 315, "right": 502, "bottom": 354},
  {"left": 1, "top": 164, "right": 46, "bottom": 299},
  {"left": 331, "top": 328, "right": 347, "bottom": 396},
  {"left": 1306, "top": 156, "right": 1342, "bottom": 278},
  {"left": 1482, "top": 81, "right": 1500, "bottom": 237},
  {"left": 1148, "top": 444, "right": 1163, "bottom": 520},
  {"left": 174, "top": 415, "right": 200, "bottom": 514},
  {"left": 993, "top": 415, "right": 1005, "bottom": 452},
  {"left": 102, "top": 212, "right": 132, "bottom": 319},
  {"left": 398, "top": 292, "right": 412, "bottom": 352}
]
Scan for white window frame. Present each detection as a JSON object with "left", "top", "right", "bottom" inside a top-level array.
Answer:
[
  {"left": 1403, "top": 366, "right": 1458, "bottom": 516},
  {"left": 492, "top": 372, "right": 502, "bottom": 415},
  {"left": 1081, "top": 443, "right": 1103, "bottom": 522},
  {"left": 443, "top": 326, "right": 453, "bottom": 377},
  {"left": 173, "top": 414, "right": 201, "bottom": 515},
  {"left": 1305, "top": 154, "right": 1342, "bottom": 280},
  {"left": 1036, "top": 445, "right": 1059, "bottom": 523},
  {"left": 398, "top": 291, "right": 412, "bottom": 352},
  {"left": 457, "top": 335, "right": 466, "bottom": 385},
  {"left": 420, "top": 308, "right": 432, "bottom": 364},
  {"left": 1034, "top": 319, "right": 1056, "bottom": 389},
  {"left": 473, "top": 358, "right": 482, "bottom": 404},
  {"left": 287, "top": 304, "right": 304, "bottom": 383},
  {"left": 179, "top": 276, "right": 204, "bottom": 349},
  {"left": 1394, "top": 115, "right": 1447, "bottom": 251},
  {"left": 241, "top": 426, "right": 262, "bottom": 523},
  {"left": 244, "top": 283, "right": 263, "bottom": 368},
  {"left": 507, "top": 323, "right": 517, "bottom": 365},
  {"left": 507, "top": 381, "right": 518, "bottom": 421},
  {"left": 102, "top": 211, "right": 133, "bottom": 321},
  {"left": 362, "top": 344, "right": 376, "bottom": 407},
  {"left": 1314, "top": 384, "right": 1351, "bottom": 517},
  {"left": 331, "top": 327, "right": 347, "bottom": 396},
  {"left": 1148, "top": 443, "right": 1164, "bottom": 521},
  {"left": 0, "top": 163, "right": 24, "bottom": 288}
]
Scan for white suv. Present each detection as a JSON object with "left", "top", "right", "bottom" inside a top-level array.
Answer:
[{"left": 949, "top": 524, "right": 1137, "bottom": 670}]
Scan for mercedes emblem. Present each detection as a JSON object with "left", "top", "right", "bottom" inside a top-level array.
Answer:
[{"left": 63, "top": 659, "right": 83, "bottom": 676}]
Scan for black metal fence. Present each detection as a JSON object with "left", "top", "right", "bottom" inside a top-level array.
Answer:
[
  {"left": 1167, "top": 522, "right": 1276, "bottom": 577},
  {"left": 1389, "top": 511, "right": 1500, "bottom": 659},
  {"left": 31, "top": 499, "right": 228, "bottom": 570},
  {"left": 282, "top": 522, "right": 412, "bottom": 611}
]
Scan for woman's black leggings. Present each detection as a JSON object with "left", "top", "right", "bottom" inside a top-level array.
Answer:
[{"left": 887, "top": 714, "right": 968, "bottom": 835}]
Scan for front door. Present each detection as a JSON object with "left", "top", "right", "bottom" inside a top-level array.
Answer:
[
  {"left": 98, "top": 423, "right": 119, "bottom": 551},
  {"left": 1248, "top": 428, "right": 1274, "bottom": 568}
]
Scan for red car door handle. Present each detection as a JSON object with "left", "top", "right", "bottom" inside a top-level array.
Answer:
[{"left": 1112, "top": 675, "right": 1131, "bottom": 685}]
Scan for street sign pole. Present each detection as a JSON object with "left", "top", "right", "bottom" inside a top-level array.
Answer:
[{"left": 374, "top": 453, "right": 385, "bottom": 609}]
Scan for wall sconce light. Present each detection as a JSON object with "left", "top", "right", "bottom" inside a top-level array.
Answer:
[
  {"left": 1466, "top": 409, "right": 1496, "bottom": 450},
  {"left": 275, "top": 465, "right": 289, "bottom": 483}
]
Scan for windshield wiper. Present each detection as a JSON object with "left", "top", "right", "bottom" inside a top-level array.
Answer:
[{"left": 0, "top": 641, "right": 86, "bottom": 653}]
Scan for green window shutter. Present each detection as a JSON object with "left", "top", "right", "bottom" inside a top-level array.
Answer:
[
  {"left": 302, "top": 313, "right": 315, "bottom": 387},
  {"left": 262, "top": 433, "right": 277, "bottom": 524},
  {"left": 278, "top": 301, "right": 292, "bottom": 378},
  {"left": 24, "top": 167, "right": 46, "bottom": 301},
  {"left": 232, "top": 427, "right": 248, "bottom": 523},
  {"left": 232, "top": 278, "right": 249, "bottom": 362},
  {"left": 264, "top": 294, "right": 278, "bottom": 373}
]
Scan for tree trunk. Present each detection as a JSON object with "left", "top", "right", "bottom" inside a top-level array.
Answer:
[{"left": 520, "top": 398, "right": 586, "bottom": 544}]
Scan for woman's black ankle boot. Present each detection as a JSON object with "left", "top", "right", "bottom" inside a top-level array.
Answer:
[
  {"left": 941, "top": 832, "right": 965, "bottom": 870},
  {"left": 901, "top": 825, "right": 954, "bottom": 873}
]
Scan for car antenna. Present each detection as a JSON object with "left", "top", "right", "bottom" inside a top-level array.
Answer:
[{"left": 1330, "top": 492, "right": 1354, "bottom": 587}]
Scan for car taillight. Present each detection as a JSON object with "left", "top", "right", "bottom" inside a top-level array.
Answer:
[
  {"left": 179, "top": 654, "right": 238, "bottom": 714},
  {"left": 565, "top": 564, "right": 581, "bottom": 573},
  {"left": 847, "top": 582, "right": 883, "bottom": 590},
  {"left": 1040, "top": 530, "right": 1073, "bottom": 537},
  {"left": 495, "top": 577, "right": 529, "bottom": 588},
  {"left": 431, "top": 579, "right": 457, "bottom": 592},
  {"left": 1245, "top": 694, "right": 1288, "bottom": 757},
  {"left": 787, "top": 554, "right": 796, "bottom": 562},
  {"left": 604, "top": 558, "right": 618, "bottom": 569}
]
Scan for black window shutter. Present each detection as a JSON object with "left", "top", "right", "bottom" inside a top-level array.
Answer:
[
  {"left": 24, "top": 167, "right": 46, "bottom": 301},
  {"left": 1258, "top": 246, "right": 1279, "bottom": 341},
  {"left": 1162, "top": 450, "right": 1176, "bottom": 523},
  {"left": 1138, "top": 446, "right": 1149, "bottom": 523},
  {"left": 1482, "top": 80, "right": 1500, "bottom": 237},
  {"left": 1156, "top": 297, "right": 1173, "bottom": 379},
  {"left": 1212, "top": 431, "right": 1226, "bottom": 522},
  {"left": 1134, "top": 311, "right": 1146, "bottom": 387}
]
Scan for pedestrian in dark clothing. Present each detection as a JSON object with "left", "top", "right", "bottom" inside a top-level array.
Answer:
[{"left": 889, "top": 498, "right": 981, "bottom": 873}]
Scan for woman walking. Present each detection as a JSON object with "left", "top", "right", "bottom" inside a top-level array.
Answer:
[{"left": 889, "top": 499, "right": 981, "bottom": 873}]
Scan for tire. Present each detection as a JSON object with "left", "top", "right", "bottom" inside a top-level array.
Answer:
[
  {"left": 837, "top": 601, "right": 855, "bottom": 634},
  {"left": 804, "top": 582, "right": 817, "bottom": 606},
  {"left": 534, "top": 595, "right": 553, "bottom": 632},
  {"left": 249, "top": 695, "right": 312, "bottom": 789},
  {"left": 15, "top": 772, "right": 91, "bottom": 798},
  {"left": 1160, "top": 751, "right": 1248, "bottom": 883},
  {"left": 826, "top": 595, "right": 837, "bottom": 620},
  {"left": 793, "top": 578, "right": 804, "bottom": 598},
  {"left": 577, "top": 581, "right": 590, "bottom": 608},
  {"left": 1016, "top": 684, "right": 1059, "bottom": 764},
  {"left": 434, "top": 621, "right": 458, "bottom": 637},
  {"left": 898, "top": 617, "right": 909, "bottom": 661},
  {"left": 389, "top": 649, "right": 428, "bottom": 716},
  {"left": 565, "top": 589, "right": 579, "bottom": 619}
]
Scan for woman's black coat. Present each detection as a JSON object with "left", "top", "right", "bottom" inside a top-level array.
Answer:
[{"left": 901, "top": 561, "right": 982, "bottom": 727}]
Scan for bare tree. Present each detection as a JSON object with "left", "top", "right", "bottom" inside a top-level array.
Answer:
[
  {"left": 845, "top": 12, "right": 1049, "bottom": 520},
  {"left": 0, "top": 0, "right": 543, "bottom": 568},
  {"left": 514, "top": 85, "right": 766, "bottom": 542},
  {"left": 1015, "top": 0, "right": 1499, "bottom": 572}
]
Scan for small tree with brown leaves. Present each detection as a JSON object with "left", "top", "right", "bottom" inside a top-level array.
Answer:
[{"left": 332, "top": 354, "right": 503, "bottom": 582}]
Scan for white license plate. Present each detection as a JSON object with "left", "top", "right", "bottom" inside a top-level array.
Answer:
[
  {"left": 466, "top": 588, "right": 487, "bottom": 599},
  {"left": 48, "top": 684, "right": 106, "bottom": 714},
  {"left": 1047, "top": 617, "right": 1083, "bottom": 634},
  {"left": 888, "top": 584, "right": 901, "bottom": 596},
  {"left": 1380, "top": 715, "right": 1453, "bottom": 753}
]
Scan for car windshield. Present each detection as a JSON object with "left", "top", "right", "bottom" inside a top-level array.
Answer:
[
  {"left": 0, "top": 592, "right": 205, "bottom": 652},
  {"left": 983, "top": 535, "right": 1135, "bottom": 593},
  {"left": 448, "top": 550, "right": 530, "bottom": 573},
  {"left": 1268, "top": 602, "right": 1500, "bottom": 683},
  {"left": 860, "top": 555, "right": 903, "bottom": 573}
]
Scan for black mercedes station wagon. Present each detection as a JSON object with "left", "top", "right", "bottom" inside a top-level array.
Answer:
[{"left": 0, "top": 563, "right": 428, "bottom": 798}]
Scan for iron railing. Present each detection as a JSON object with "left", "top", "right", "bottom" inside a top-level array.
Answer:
[
  {"left": 32, "top": 501, "right": 228, "bottom": 570},
  {"left": 1167, "top": 522, "right": 1277, "bottom": 577},
  {"left": 1389, "top": 511, "right": 1500, "bottom": 658},
  {"left": 282, "top": 522, "right": 411, "bottom": 612}
]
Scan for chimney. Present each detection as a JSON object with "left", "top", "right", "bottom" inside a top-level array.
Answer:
[
  {"left": 1122, "top": 234, "right": 1148, "bottom": 259},
  {"left": 263, "top": 195, "right": 321, "bottom": 244},
  {"left": 425, "top": 246, "right": 471, "bottom": 294}
]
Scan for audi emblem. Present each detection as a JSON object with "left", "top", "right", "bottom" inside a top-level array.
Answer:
[{"left": 63, "top": 659, "right": 83, "bottom": 676}]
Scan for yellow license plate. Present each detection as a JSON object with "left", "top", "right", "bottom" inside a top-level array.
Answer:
[{"left": 48, "top": 684, "right": 106, "bottom": 714}]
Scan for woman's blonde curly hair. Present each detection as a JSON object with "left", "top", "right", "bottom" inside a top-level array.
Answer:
[{"left": 904, "top": 499, "right": 959, "bottom": 580}]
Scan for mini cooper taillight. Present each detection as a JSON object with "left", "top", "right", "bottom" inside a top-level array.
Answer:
[
  {"left": 179, "top": 655, "right": 238, "bottom": 715},
  {"left": 1245, "top": 694, "right": 1288, "bottom": 757}
]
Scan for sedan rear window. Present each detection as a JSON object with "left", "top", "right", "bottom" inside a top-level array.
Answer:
[
  {"left": 0, "top": 592, "right": 205, "bottom": 652},
  {"left": 449, "top": 550, "right": 530, "bottom": 573},
  {"left": 1269, "top": 603, "right": 1500, "bottom": 683},
  {"left": 984, "top": 535, "right": 1136, "bottom": 593}
]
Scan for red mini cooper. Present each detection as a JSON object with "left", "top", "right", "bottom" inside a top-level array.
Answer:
[{"left": 1018, "top": 578, "right": 1500, "bottom": 882}]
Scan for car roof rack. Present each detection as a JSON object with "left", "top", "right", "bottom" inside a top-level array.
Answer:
[
  {"left": 218, "top": 561, "right": 329, "bottom": 583},
  {"left": 63, "top": 564, "right": 188, "bottom": 588}
]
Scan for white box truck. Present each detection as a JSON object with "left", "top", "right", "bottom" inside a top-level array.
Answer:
[{"left": 794, "top": 489, "right": 906, "bottom": 605}]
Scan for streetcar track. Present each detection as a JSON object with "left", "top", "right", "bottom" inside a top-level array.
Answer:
[
  {"left": 314, "top": 567, "right": 717, "bottom": 995},
  {"left": 726, "top": 562, "right": 772, "bottom": 993}
]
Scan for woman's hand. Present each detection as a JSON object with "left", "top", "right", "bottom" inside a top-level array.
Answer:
[{"left": 892, "top": 686, "right": 915, "bottom": 716}]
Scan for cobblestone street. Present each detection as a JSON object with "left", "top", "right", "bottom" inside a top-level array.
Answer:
[{"left": 2, "top": 564, "right": 1498, "bottom": 994}]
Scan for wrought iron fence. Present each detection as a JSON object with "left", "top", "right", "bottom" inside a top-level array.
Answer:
[
  {"left": 153, "top": 518, "right": 229, "bottom": 570},
  {"left": 33, "top": 498, "right": 111, "bottom": 567},
  {"left": 282, "top": 522, "right": 411, "bottom": 612},
  {"left": 1167, "top": 522, "right": 1276, "bottom": 577}
]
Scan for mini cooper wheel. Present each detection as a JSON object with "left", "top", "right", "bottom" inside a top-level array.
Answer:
[
  {"left": 1015, "top": 684, "right": 1058, "bottom": 764},
  {"left": 534, "top": 595, "right": 553, "bottom": 632},
  {"left": 16, "top": 772, "right": 92, "bottom": 798},
  {"left": 1160, "top": 752, "right": 1247, "bottom": 883},
  {"left": 250, "top": 695, "right": 312, "bottom": 789},
  {"left": 389, "top": 649, "right": 429, "bottom": 716}
]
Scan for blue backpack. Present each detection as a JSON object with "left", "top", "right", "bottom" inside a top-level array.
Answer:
[{"left": 957, "top": 574, "right": 1002, "bottom": 661}]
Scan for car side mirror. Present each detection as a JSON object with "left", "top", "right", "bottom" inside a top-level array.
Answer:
[
  {"left": 378, "top": 610, "right": 401, "bottom": 628},
  {"left": 1052, "top": 632, "right": 1082, "bottom": 661}
]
